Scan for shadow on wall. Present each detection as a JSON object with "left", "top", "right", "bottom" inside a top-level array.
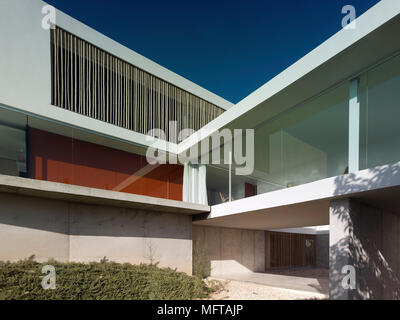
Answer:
[
  {"left": 333, "top": 161, "right": 400, "bottom": 197},
  {"left": 331, "top": 162, "right": 400, "bottom": 300}
]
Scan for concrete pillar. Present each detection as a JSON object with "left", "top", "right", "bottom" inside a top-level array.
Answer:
[
  {"left": 329, "top": 198, "right": 400, "bottom": 300},
  {"left": 329, "top": 198, "right": 359, "bottom": 300}
]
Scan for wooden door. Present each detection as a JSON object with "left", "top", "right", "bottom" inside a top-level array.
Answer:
[
  {"left": 304, "top": 235, "right": 316, "bottom": 266},
  {"left": 266, "top": 231, "right": 316, "bottom": 269},
  {"left": 270, "top": 232, "right": 291, "bottom": 268}
]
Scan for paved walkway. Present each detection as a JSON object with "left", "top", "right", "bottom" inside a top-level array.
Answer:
[{"left": 215, "top": 270, "right": 329, "bottom": 295}]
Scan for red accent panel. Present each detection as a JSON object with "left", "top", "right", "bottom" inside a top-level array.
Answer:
[
  {"left": 245, "top": 183, "right": 257, "bottom": 198},
  {"left": 29, "top": 128, "right": 183, "bottom": 201}
]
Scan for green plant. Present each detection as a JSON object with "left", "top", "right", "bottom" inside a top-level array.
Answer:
[
  {"left": 193, "top": 243, "right": 211, "bottom": 279},
  {"left": 0, "top": 258, "right": 209, "bottom": 300},
  {"left": 144, "top": 241, "right": 159, "bottom": 266}
]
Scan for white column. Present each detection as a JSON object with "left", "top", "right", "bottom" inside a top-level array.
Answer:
[
  {"left": 183, "top": 163, "right": 208, "bottom": 205},
  {"left": 348, "top": 78, "right": 360, "bottom": 173}
]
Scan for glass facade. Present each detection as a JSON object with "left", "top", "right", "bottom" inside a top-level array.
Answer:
[
  {"left": 208, "top": 82, "right": 350, "bottom": 202},
  {"left": 359, "top": 55, "right": 400, "bottom": 169},
  {"left": 251, "top": 82, "right": 349, "bottom": 195},
  {"left": 0, "top": 108, "right": 27, "bottom": 177},
  {"left": 0, "top": 106, "right": 183, "bottom": 201},
  {"left": 207, "top": 53, "right": 400, "bottom": 204}
]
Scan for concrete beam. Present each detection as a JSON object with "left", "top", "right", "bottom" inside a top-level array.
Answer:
[{"left": 0, "top": 174, "right": 210, "bottom": 215}]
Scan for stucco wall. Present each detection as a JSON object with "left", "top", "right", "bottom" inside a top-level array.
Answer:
[
  {"left": 193, "top": 225, "right": 265, "bottom": 276},
  {"left": 0, "top": 192, "right": 192, "bottom": 274}
]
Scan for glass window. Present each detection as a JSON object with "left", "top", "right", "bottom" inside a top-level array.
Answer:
[
  {"left": 206, "top": 82, "right": 350, "bottom": 203},
  {"left": 26, "top": 117, "right": 183, "bottom": 201},
  {"left": 206, "top": 165, "right": 230, "bottom": 205},
  {"left": 0, "top": 106, "right": 184, "bottom": 201},
  {"left": 0, "top": 108, "right": 27, "bottom": 177},
  {"left": 359, "top": 54, "right": 400, "bottom": 169},
  {"left": 252, "top": 83, "right": 349, "bottom": 194}
]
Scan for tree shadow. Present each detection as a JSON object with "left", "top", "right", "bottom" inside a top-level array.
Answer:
[{"left": 330, "top": 162, "right": 400, "bottom": 299}]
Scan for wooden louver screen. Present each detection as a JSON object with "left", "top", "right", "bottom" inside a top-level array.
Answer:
[{"left": 51, "top": 28, "right": 224, "bottom": 141}]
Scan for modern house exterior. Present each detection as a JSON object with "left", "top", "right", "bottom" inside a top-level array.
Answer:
[{"left": 1, "top": 0, "right": 400, "bottom": 299}]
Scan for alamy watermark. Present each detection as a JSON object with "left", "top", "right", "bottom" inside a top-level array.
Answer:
[
  {"left": 341, "top": 265, "right": 356, "bottom": 290},
  {"left": 41, "top": 265, "right": 56, "bottom": 290},
  {"left": 342, "top": 5, "right": 356, "bottom": 30},
  {"left": 41, "top": 5, "right": 56, "bottom": 30},
  {"left": 145, "top": 122, "right": 255, "bottom": 175}
]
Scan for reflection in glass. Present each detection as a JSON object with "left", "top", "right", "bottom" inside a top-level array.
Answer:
[
  {"left": 253, "top": 83, "right": 349, "bottom": 194},
  {"left": 359, "top": 54, "right": 400, "bottom": 169},
  {"left": 0, "top": 107, "right": 27, "bottom": 177},
  {"left": 207, "top": 82, "right": 350, "bottom": 203}
]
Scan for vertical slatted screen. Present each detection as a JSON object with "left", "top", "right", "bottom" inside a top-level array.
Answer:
[
  {"left": 51, "top": 28, "right": 225, "bottom": 141},
  {"left": 269, "top": 232, "right": 316, "bottom": 268}
]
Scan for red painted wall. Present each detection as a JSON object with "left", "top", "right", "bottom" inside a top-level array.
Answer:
[{"left": 29, "top": 128, "right": 183, "bottom": 201}]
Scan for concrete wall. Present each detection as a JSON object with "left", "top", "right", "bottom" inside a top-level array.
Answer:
[
  {"left": 192, "top": 225, "right": 265, "bottom": 277},
  {"left": 316, "top": 233, "right": 329, "bottom": 268},
  {"left": 0, "top": 192, "right": 192, "bottom": 274},
  {"left": 330, "top": 198, "right": 400, "bottom": 300}
]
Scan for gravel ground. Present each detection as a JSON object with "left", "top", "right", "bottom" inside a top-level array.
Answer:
[{"left": 207, "top": 278, "right": 328, "bottom": 300}]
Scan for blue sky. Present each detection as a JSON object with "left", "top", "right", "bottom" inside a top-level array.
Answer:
[{"left": 45, "top": 0, "right": 380, "bottom": 104}]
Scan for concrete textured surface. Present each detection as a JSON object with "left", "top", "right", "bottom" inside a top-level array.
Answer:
[
  {"left": 0, "top": 192, "right": 193, "bottom": 274},
  {"left": 193, "top": 226, "right": 265, "bottom": 276},
  {"left": 212, "top": 271, "right": 329, "bottom": 295},
  {"left": 209, "top": 278, "right": 328, "bottom": 300},
  {"left": 330, "top": 198, "right": 400, "bottom": 300},
  {"left": 0, "top": 174, "right": 210, "bottom": 215}
]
